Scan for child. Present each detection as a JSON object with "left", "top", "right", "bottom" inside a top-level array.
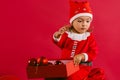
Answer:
[{"left": 53, "top": 0, "right": 99, "bottom": 80}]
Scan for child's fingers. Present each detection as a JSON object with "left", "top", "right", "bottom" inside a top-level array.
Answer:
[
  {"left": 58, "top": 24, "right": 71, "bottom": 34},
  {"left": 54, "top": 31, "right": 61, "bottom": 38},
  {"left": 59, "top": 27, "right": 66, "bottom": 31},
  {"left": 74, "top": 60, "right": 79, "bottom": 65},
  {"left": 64, "top": 24, "right": 71, "bottom": 27},
  {"left": 59, "top": 25, "right": 70, "bottom": 31},
  {"left": 59, "top": 27, "right": 66, "bottom": 34},
  {"left": 74, "top": 60, "right": 80, "bottom": 66},
  {"left": 74, "top": 57, "right": 81, "bottom": 66}
]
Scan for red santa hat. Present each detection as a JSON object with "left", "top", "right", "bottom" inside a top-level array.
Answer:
[{"left": 69, "top": 0, "right": 93, "bottom": 24}]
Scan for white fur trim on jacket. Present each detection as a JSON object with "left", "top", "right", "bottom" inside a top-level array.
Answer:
[
  {"left": 66, "top": 32, "right": 90, "bottom": 41},
  {"left": 82, "top": 53, "right": 88, "bottom": 62},
  {"left": 53, "top": 34, "right": 61, "bottom": 42}
]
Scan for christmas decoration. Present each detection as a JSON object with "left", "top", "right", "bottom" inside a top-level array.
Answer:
[
  {"left": 47, "top": 62, "right": 53, "bottom": 66},
  {"left": 28, "top": 58, "right": 37, "bottom": 66},
  {"left": 54, "top": 60, "right": 64, "bottom": 65},
  {"left": 37, "top": 56, "right": 48, "bottom": 66},
  {"left": 27, "top": 60, "right": 79, "bottom": 78}
]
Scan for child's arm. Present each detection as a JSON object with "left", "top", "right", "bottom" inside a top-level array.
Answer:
[
  {"left": 73, "top": 34, "right": 98, "bottom": 65},
  {"left": 53, "top": 25, "right": 70, "bottom": 48}
]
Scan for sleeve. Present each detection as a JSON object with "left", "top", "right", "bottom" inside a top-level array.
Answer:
[
  {"left": 53, "top": 32, "right": 68, "bottom": 49},
  {"left": 86, "top": 33, "right": 98, "bottom": 62}
]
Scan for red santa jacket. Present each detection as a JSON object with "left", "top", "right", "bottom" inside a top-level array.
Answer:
[{"left": 53, "top": 31, "right": 98, "bottom": 62}]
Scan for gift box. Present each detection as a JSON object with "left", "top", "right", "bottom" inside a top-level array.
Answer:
[{"left": 26, "top": 60, "right": 79, "bottom": 79}]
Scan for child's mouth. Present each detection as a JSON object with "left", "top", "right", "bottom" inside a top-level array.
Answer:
[{"left": 81, "top": 28, "right": 86, "bottom": 30}]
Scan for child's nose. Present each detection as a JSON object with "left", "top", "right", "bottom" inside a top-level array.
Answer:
[{"left": 82, "top": 21, "right": 87, "bottom": 27}]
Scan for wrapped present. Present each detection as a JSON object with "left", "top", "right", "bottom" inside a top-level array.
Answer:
[{"left": 26, "top": 60, "right": 79, "bottom": 79}]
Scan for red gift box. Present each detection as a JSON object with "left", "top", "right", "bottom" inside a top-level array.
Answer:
[{"left": 26, "top": 60, "right": 79, "bottom": 79}]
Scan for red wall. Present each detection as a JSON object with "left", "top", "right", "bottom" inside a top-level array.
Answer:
[{"left": 0, "top": 0, "right": 120, "bottom": 80}]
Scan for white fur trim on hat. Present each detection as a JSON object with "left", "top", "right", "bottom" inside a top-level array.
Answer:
[{"left": 70, "top": 13, "right": 93, "bottom": 24}]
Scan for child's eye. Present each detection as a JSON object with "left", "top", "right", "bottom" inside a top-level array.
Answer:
[
  {"left": 86, "top": 21, "right": 90, "bottom": 23},
  {"left": 78, "top": 20, "right": 82, "bottom": 23}
]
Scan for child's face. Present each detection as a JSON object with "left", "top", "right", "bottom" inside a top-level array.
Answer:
[{"left": 72, "top": 16, "right": 92, "bottom": 34}]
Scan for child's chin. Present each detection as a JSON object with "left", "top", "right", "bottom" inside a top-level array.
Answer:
[
  {"left": 77, "top": 32, "right": 85, "bottom": 34},
  {"left": 78, "top": 30, "right": 86, "bottom": 34}
]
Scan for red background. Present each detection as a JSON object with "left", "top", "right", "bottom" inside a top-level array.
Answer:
[{"left": 0, "top": 0, "right": 120, "bottom": 80}]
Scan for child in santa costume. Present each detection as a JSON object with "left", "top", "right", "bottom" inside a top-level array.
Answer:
[{"left": 53, "top": 0, "right": 105, "bottom": 80}]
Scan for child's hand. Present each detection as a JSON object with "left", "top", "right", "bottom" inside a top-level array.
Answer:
[
  {"left": 54, "top": 25, "right": 71, "bottom": 38},
  {"left": 54, "top": 31, "right": 61, "bottom": 38},
  {"left": 58, "top": 25, "right": 70, "bottom": 34},
  {"left": 73, "top": 54, "right": 85, "bottom": 66}
]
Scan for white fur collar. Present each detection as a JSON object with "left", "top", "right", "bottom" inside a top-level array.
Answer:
[{"left": 66, "top": 31, "right": 90, "bottom": 41}]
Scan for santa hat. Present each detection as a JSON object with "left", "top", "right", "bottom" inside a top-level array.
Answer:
[{"left": 69, "top": 0, "right": 93, "bottom": 24}]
